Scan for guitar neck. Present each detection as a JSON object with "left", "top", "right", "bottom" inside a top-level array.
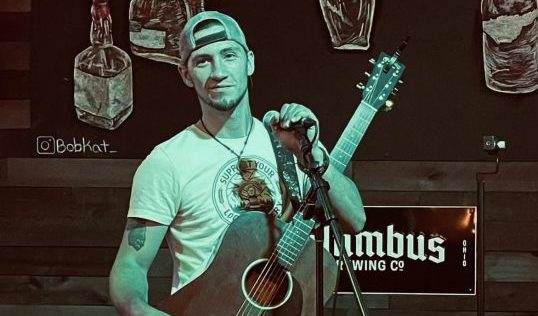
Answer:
[
  {"left": 275, "top": 101, "right": 378, "bottom": 271},
  {"left": 329, "top": 100, "right": 378, "bottom": 173}
]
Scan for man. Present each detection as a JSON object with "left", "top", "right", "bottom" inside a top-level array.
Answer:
[{"left": 109, "top": 11, "right": 366, "bottom": 315}]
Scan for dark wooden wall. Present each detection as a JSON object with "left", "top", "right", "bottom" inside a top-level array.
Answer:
[
  {"left": 1, "top": 158, "right": 537, "bottom": 315},
  {"left": 1, "top": 0, "right": 538, "bottom": 315}
]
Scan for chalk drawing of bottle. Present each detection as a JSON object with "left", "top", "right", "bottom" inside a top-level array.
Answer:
[{"left": 74, "top": 0, "right": 133, "bottom": 130}]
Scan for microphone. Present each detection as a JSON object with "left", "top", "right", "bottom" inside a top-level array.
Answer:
[{"left": 262, "top": 111, "right": 317, "bottom": 131}]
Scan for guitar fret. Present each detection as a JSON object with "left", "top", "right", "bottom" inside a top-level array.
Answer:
[
  {"left": 331, "top": 157, "right": 347, "bottom": 168},
  {"left": 337, "top": 137, "right": 358, "bottom": 146},
  {"left": 293, "top": 225, "right": 310, "bottom": 235},
  {"left": 349, "top": 125, "right": 366, "bottom": 133},
  {"left": 282, "top": 232, "right": 305, "bottom": 248},
  {"left": 279, "top": 240, "right": 301, "bottom": 252},
  {"left": 277, "top": 248, "right": 296, "bottom": 262},
  {"left": 342, "top": 135, "right": 358, "bottom": 143},
  {"left": 334, "top": 147, "right": 352, "bottom": 157},
  {"left": 278, "top": 259, "right": 293, "bottom": 269},
  {"left": 285, "top": 231, "right": 308, "bottom": 246}
]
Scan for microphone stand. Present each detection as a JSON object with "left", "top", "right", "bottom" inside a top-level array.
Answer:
[{"left": 296, "top": 129, "right": 369, "bottom": 316}]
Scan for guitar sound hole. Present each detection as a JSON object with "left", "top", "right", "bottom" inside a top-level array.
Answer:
[{"left": 242, "top": 259, "right": 292, "bottom": 309}]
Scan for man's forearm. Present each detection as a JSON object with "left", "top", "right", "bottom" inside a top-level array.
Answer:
[
  {"left": 323, "top": 162, "right": 366, "bottom": 233},
  {"left": 109, "top": 261, "right": 168, "bottom": 316}
]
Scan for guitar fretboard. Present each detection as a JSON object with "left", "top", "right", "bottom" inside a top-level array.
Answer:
[
  {"left": 274, "top": 100, "right": 378, "bottom": 270},
  {"left": 330, "top": 100, "right": 377, "bottom": 173},
  {"left": 276, "top": 212, "right": 316, "bottom": 269}
]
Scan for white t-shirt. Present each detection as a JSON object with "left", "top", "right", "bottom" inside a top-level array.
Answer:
[{"left": 128, "top": 118, "right": 304, "bottom": 293}]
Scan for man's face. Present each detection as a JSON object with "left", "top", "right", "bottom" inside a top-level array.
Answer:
[{"left": 180, "top": 26, "right": 254, "bottom": 112}]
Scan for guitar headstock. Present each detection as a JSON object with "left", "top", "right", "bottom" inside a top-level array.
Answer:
[{"left": 358, "top": 51, "right": 406, "bottom": 111}]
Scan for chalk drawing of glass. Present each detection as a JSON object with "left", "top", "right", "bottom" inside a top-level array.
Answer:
[
  {"left": 482, "top": 0, "right": 538, "bottom": 94},
  {"left": 129, "top": 0, "right": 205, "bottom": 65},
  {"left": 318, "top": 0, "right": 375, "bottom": 50}
]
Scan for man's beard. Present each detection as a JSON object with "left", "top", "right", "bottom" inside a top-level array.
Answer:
[{"left": 202, "top": 87, "right": 248, "bottom": 112}]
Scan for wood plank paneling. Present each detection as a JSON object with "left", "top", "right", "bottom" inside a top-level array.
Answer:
[
  {"left": 325, "top": 294, "right": 389, "bottom": 311},
  {"left": 0, "top": 42, "right": 30, "bottom": 70},
  {"left": 369, "top": 312, "right": 478, "bottom": 316},
  {"left": 353, "top": 161, "right": 538, "bottom": 192},
  {"left": 0, "top": 12, "right": 30, "bottom": 41},
  {"left": 0, "top": 158, "right": 140, "bottom": 187},
  {"left": 0, "top": 0, "right": 31, "bottom": 12},
  {"left": 369, "top": 313, "right": 528, "bottom": 316},
  {"left": 0, "top": 100, "right": 30, "bottom": 129},
  {"left": 0, "top": 276, "right": 171, "bottom": 306},
  {"left": 388, "top": 283, "right": 538, "bottom": 312},
  {"left": 0, "top": 305, "right": 117, "bottom": 316},
  {"left": 389, "top": 294, "right": 475, "bottom": 310},
  {"left": 0, "top": 70, "right": 30, "bottom": 99},
  {"left": 0, "top": 247, "right": 172, "bottom": 278},
  {"left": 484, "top": 192, "right": 538, "bottom": 222},
  {"left": 485, "top": 222, "right": 538, "bottom": 251},
  {"left": 0, "top": 187, "right": 129, "bottom": 246},
  {"left": 361, "top": 191, "right": 476, "bottom": 206},
  {"left": 485, "top": 252, "right": 538, "bottom": 282},
  {"left": 485, "top": 282, "right": 538, "bottom": 311}
]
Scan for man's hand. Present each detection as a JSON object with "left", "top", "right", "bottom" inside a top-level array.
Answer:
[{"left": 264, "top": 103, "right": 324, "bottom": 167}]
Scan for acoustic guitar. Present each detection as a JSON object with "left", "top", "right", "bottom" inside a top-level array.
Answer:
[{"left": 159, "top": 50, "right": 406, "bottom": 316}]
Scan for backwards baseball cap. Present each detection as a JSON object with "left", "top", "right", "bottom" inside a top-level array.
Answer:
[{"left": 179, "top": 11, "right": 249, "bottom": 64}]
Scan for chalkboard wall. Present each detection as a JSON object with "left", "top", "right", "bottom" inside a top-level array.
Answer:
[{"left": 2, "top": 0, "right": 537, "bottom": 161}]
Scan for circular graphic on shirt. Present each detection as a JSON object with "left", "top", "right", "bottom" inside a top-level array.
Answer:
[{"left": 212, "top": 156, "right": 283, "bottom": 224}]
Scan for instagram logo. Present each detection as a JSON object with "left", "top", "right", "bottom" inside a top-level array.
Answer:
[
  {"left": 35, "top": 136, "right": 116, "bottom": 155},
  {"left": 36, "top": 136, "right": 55, "bottom": 155}
]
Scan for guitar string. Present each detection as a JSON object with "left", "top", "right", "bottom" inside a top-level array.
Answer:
[
  {"left": 236, "top": 223, "right": 296, "bottom": 315},
  {"left": 241, "top": 234, "right": 297, "bottom": 315},
  {"left": 235, "top": 226, "right": 286, "bottom": 315},
  {"left": 237, "top": 247, "right": 284, "bottom": 314},
  {"left": 238, "top": 215, "right": 313, "bottom": 315},
  {"left": 258, "top": 220, "right": 311, "bottom": 307},
  {"left": 236, "top": 180, "right": 316, "bottom": 313},
  {"left": 257, "top": 219, "right": 316, "bottom": 312},
  {"left": 238, "top": 73, "right": 382, "bottom": 315},
  {"left": 236, "top": 216, "right": 306, "bottom": 315}
]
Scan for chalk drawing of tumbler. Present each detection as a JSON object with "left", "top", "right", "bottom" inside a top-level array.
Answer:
[
  {"left": 482, "top": 0, "right": 538, "bottom": 94},
  {"left": 318, "top": 0, "right": 376, "bottom": 50}
]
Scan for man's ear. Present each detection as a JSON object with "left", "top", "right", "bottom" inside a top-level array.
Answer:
[
  {"left": 178, "top": 64, "right": 194, "bottom": 88},
  {"left": 247, "top": 50, "right": 255, "bottom": 76}
]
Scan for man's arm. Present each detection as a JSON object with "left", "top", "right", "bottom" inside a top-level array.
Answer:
[
  {"left": 109, "top": 218, "right": 169, "bottom": 316},
  {"left": 265, "top": 103, "right": 367, "bottom": 234},
  {"left": 310, "top": 146, "right": 366, "bottom": 234}
]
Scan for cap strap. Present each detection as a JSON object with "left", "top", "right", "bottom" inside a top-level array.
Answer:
[{"left": 194, "top": 29, "right": 228, "bottom": 49}]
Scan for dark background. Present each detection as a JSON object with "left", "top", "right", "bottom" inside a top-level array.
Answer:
[{"left": 2, "top": 0, "right": 536, "bottom": 160}]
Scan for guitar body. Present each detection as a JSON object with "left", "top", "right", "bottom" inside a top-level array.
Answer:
[{"left": 159, "top": 211, "right": 337, "bottom": 316}]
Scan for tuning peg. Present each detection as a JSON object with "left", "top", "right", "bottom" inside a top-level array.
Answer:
[
  {"left": 384, "top": 100, "right": 394, "bottom": 111},
  {"left": 364, "top": 71, "right": 370, "bottom": 77},
  {"left": 369, "top": 58, "right": 376, "bottom": 64},
  {"left": 398, "top": 79, "right": 404, "bottom": 84},
  {"left": 356, "top": 82, "right": 365, "bottom": 90}
]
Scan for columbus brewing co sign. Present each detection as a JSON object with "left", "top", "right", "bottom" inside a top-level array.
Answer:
[{"left": 322, "top": 206, "right": 476, "bottom": 295}]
